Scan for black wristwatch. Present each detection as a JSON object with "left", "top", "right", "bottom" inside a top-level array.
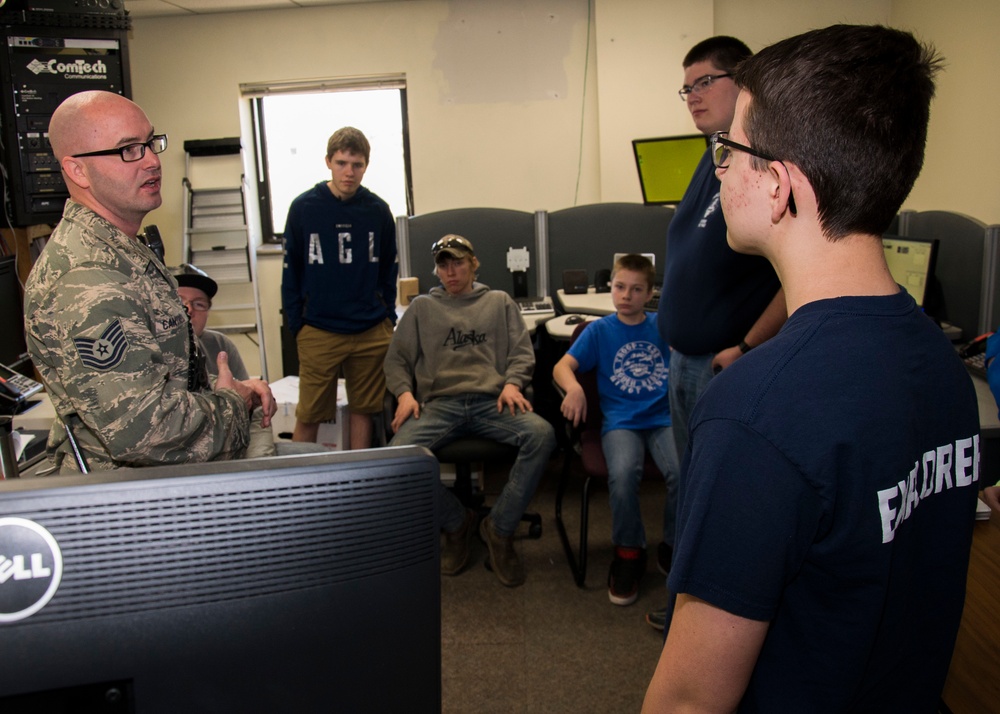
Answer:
[{"left": 738, "top": 339, "right": 754, "bottom": 355}]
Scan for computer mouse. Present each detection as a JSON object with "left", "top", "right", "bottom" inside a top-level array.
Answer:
[{"left": 565, "top": 315, "right": 585, "bottom": 325}]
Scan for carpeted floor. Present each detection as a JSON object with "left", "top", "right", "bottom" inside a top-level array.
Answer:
[{"left": 440, "top": 453, "right": 669, "bottom": 713}]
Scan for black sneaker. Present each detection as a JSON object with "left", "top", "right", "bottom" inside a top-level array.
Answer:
[
  {"left": 657, "top": 542, "right": 673, "bottom": 576},
  {"left": 608, "top": 546, "right": 647, "bottom": 606}
]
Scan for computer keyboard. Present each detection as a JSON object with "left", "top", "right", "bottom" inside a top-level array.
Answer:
[
  {"left": 517, "top": 298, "right": 553, "bottom": 314},
  {"left": 963, "top": 352, "right": 988, "bottom": 380},
  {"left": 644, "top": 296, "right": 659, "bottom": 312},
  {"left": 958, "top": 333, "right": 992, "bottom": 380}
]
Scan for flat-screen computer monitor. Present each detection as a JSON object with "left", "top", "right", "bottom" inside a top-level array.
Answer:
[
  {"left": 0, "top": 254, "right": 32, "bottom": 376},
  {"left": 882, "top": 235, "right": 939, "bottom": 308},
  {"left": 0, "top": 446, "right": 442, "bottom": 713},
  {"left": 632, "top": 134, "right": 708, "bottom": 205}
]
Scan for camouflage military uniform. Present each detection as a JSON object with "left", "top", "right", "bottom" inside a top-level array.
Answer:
[{"left": 24, "top": 200, "right": 250, "bottom": 473}]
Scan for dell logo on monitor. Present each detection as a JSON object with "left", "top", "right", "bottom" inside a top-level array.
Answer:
[{"left": 0, "top": 517, "right": 63, "bottom": 624}]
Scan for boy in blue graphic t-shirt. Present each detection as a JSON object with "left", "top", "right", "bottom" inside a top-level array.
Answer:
[{"left": 553, "top": 254, "right": 678, "bottom": 607}]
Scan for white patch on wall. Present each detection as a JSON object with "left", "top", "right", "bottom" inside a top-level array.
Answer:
[{"left": 433, "top": 0, "right": 578, "bottom": 104}]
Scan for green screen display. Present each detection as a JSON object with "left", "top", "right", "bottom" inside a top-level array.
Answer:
[{"left": 632, "top": 134, "right": 708, "bottom": 205}]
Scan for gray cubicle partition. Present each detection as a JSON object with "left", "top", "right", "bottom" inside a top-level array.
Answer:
[
  {"left": 885, "top": 213, "right": 899, "bottom": 235},
  {"left": 898, "top": 210, "right": 998, "bottom": 340},
  {"left": 543, "top": 203, "right": 674, "bottom": 299},
  {"left": 989, "top": 224, "right": 1000, "bottom": 332},
  {"left": 397, "top": 208, "right": 540, "bottom": 297}
]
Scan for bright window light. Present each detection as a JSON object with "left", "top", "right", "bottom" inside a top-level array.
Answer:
[{"left": 259, "top": 89, "right": 410, "bottom": 237}]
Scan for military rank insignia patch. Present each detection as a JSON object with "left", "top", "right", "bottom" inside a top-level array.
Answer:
[{"left": 74, "top": 319, "right": 129, "bottom": 370}]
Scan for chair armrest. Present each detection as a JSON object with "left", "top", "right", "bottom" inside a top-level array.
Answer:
[{"left": 551, "top": 379, "right": 583, "bottom": 447}]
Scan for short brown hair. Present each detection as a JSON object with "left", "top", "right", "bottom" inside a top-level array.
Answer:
[
  {"left": 736, "top": 25, "right": 941, "bottom": 239},
  {"left": 326, "top": 126, "right": 370, "bottom": 163},
  {"left": 612, "top": 254, "right": 656, "bottom": 289},
  {"left": 683, "top": 36, "right": 752, "bottom": 72}
]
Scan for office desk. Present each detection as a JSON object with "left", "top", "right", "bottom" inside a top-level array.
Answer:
[
  {"left": 12, "top": 391, "right": 55, "bottom": 433},
  {"left": 972, "top": 375, "right": 1000, "bottom": 483},
  {"left": 941, "top": 510, "right": 1000, "bottom": 713},
  {"left": 521, "top": 309, "right": 556, "bottom": 336},
  {"left": 973, "top": 375, "right": 1000, "bottom": 435},
  {"left": 6, "top": 393, "right": 54, "bottom": 476},
  {"left": 544, "top": 314, "right": 600, "bottom": 341},
  {"left": 940, "top": 374, "right": 1000, "bottom": 712},
  {"left": 555, "top": 288, "right": 614, "bottom": 316}
]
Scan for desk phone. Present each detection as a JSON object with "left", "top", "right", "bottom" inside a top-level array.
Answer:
[
  {"left": 0, "top": 362, "right": 43, "bottom": 404},
  {"left": 958, "top": 333, "right": 993, "bottom": 380}
]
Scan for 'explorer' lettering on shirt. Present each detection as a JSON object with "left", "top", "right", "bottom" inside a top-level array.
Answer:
[{"left": 877, "top": 434, "right": 979, "bottom": 543}]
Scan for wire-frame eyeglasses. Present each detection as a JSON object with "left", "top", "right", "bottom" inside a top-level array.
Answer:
[{"left": 678, "top": 73, "right": 732, "bottom": 101}]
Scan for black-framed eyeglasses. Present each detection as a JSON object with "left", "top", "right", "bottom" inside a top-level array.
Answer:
[
  {"left": 710, "top": 132, "right": 797, "bottom": 215},
  {"left": 72, "top": 134, "right": 168, "bottom": 163},
  {"left": 678, "top": 73, "right": 731, "bottom": 101},
  {"left": 710, "top": 131, "right": 778, "bottom": 169}
]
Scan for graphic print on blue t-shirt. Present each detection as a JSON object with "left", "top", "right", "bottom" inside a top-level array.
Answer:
[
  {"left": 610, "top": 340, "right": 668, "bottom": 394},
  {"left": 567, "top": 314, "right": 671, "bottom": 434}
]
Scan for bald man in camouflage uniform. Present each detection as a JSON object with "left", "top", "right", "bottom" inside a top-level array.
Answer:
[{"left": 24, "top": 90, "right": 275, "bottom": 473}]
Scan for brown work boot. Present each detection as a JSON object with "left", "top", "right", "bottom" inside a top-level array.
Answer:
[
  {"left": 441, "top": 509, "right": 475, "bottom": 575},
  {"left": 479, "top": 515, "right": 525, "bottom": 587}
]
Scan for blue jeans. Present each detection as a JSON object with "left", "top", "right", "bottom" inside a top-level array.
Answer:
[
  {"left": 601, "top": 427, "right": 679, "bottom": 549},
  {"left": 389, "top": 394, "right": 555, "bottom": 536},
  {"left": 667, "top": 350, "right": 715, "bottom": 464}
]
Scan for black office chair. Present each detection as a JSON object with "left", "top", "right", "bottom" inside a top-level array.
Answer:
[{"left": 381, "top": 393, "right": 543, "bottom": 539}]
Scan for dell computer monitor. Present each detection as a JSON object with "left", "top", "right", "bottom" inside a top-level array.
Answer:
[
  {"left": 0, "top": 447, "right": 442, "bottom": 713},
  {"left": 0, "top": 255, "right": 32, "bottom": 376},
  {"left": 882, "top": 235, "right": 939, "bottom": 308},
  {"left": 632, "top": 134, "right": 708, "bottom": 205}
]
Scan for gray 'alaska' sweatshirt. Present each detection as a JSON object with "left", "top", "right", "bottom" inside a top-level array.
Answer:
[{"left": 383, "top": 282, "right": 535, "bottom": 403}]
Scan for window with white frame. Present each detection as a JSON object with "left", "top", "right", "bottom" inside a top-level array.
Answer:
[{"left": 243, "top": 74, "right": 413, "bottom": 244}]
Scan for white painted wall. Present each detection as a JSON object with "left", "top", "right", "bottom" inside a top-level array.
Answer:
[{"left": 125, "top": 0, "right": 1000, "bottom": 377}]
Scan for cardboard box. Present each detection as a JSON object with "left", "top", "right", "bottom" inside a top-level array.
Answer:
[
  {"left": 269, "top": 375, "right": 350, "bottom": 450},
  {"left": 316, "top": 412, "right": 350, "bottom": 451},
  {"left": 398, "top": 276, "right": 419, "bottom": 306}
]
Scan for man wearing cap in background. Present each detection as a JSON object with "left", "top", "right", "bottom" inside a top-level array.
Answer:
[
  {"left": 173, "top": 263, "right": 251, "bottom": 381},
  {"left": 173, "top": 263, "right": 328, "bottom": 458},
  {"left": 384, "top": 234, "right": 555, "bottom": 588}
]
